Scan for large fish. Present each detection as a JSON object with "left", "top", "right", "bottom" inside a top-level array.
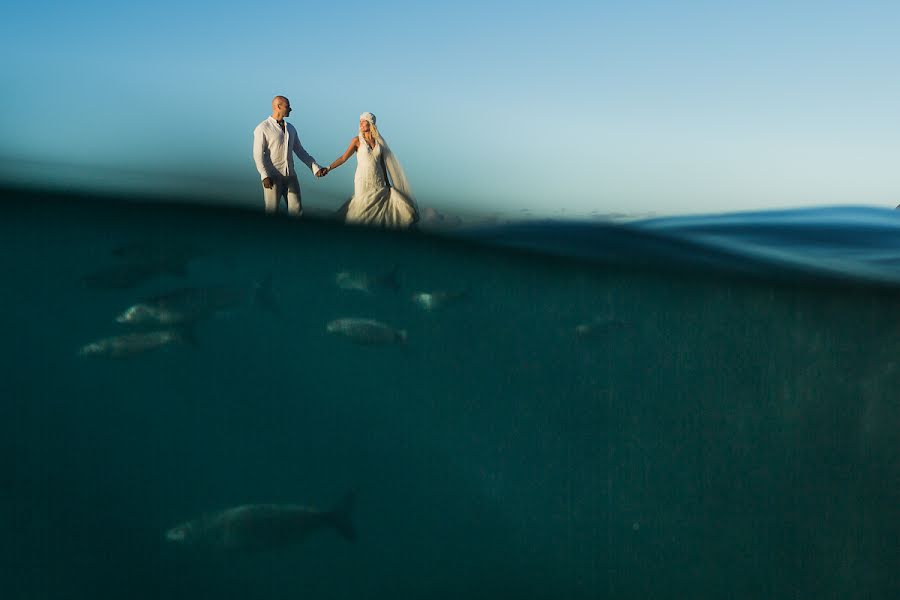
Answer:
[
  {"left": 110, "top": 240, "right": 205, "bottom": 264},
  {"left": 115, "top": 276, "right": 279, "bottom": 326},
  {"left": 77, "top": 329, "right": 189, "bottom": 358},
  {"left": 326, "top": 318, "right": 407, "bottom": 345},
  {"left": 574, "top": 316, "right": 631, "bottom": 338},
  {"left": 165, "top": 492, "right": 357, "bottom": 552},
  {"left": 410, "top": 289, "right": 469, "bottom": 312},
  {"left": 334, "top": 266, "right": 401, "bottom": 294},
  {"left": 79, "top": 259, "right": 188, "bottom": 291},
  {"left": 80, "top": 239, "right": 211, "bottom": 291}
]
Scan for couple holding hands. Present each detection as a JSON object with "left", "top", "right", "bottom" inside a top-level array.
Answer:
[{"left": 252, "top": 96, "right": 418, "bottom": 229}]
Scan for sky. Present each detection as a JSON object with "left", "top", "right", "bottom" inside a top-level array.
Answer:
[{"left": 2, "top": 0, "right": 899, "bottom": 218}]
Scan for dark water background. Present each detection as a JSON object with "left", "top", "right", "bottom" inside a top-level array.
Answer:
[{"left": 1, "top": 189, "right": 898, "bottom": 599}]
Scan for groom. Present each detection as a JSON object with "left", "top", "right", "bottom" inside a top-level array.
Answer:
[{"left": 252, "top": 95, "right": 328, "bottom": 215}]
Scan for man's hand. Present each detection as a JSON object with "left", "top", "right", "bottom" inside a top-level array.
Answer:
[
  {"left": 262, "top": 177, "right": 273, "bottom": 189},
  {"left": 315, "top": 168, "right": 328, "bottom": 177}
]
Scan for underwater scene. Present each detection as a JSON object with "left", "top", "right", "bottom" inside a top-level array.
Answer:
[{"left": 1, "top": 188, "right": 898, "bottom": 599}]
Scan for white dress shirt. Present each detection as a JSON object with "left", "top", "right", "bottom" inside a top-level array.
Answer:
[{"left": 253, "top": 116, "right": 323, "bottom": 180}]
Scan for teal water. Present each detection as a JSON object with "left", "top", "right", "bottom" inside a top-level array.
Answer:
[{"left": 1, "top": 189, "right": 898, "bottom": 598}]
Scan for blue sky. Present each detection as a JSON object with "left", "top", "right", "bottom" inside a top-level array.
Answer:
[{"left": 2, "top": 1, "right": 899, "bottom": 217}]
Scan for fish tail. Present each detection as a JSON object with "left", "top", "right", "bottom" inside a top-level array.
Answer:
[{"left": 326, "top": 490, "right": 358, "bottom": 542}]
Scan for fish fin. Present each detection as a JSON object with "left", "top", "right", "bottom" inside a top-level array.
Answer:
[
  {"left": 326, "top": 490, "right": 358, "bottom": 542},
  {"left": 253, "top": 274, "right": 282, "bottom": 316}
]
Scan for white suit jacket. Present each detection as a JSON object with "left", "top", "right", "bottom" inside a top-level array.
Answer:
[{"left": 252, "top": 116, "right": 323, "bottom": 180}]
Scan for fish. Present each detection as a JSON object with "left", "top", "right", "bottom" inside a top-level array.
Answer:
[
  {"left": 410, "top": 289, "right": 469, "bottom": 312},
  {"left": 111, "top": 240, "right": 206, "bottom": 264},
  {"left": 79, "top": 259, "right": 188, "bottom": 291},
  {"left": 76, "top": 329, "right": 190, "bottom": 358},
  {"left": 326, "top": 318, "right": 407, "bottom": 345},
  {"left": 574, "top": 316, "right": 631, "bottom": 338},
  {"left": 334, "top": 266, "right": 401, "bottom": 294},
  {"left": 165, "top": 492, "right": 357, "bottom": 552},
  {"left": 115, "top": 276, "right": 279, "bottom": 326}
]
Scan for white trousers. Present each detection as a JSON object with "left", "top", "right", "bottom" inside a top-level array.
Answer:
[{"left": 263, "top": 175, "right": 303, "bottom": 216}]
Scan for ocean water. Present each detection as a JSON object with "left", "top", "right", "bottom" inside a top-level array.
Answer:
[{"left": 1, "top": 189, "right": 898, "bottom": 599}]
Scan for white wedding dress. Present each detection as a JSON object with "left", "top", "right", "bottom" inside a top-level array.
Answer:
[{"left": 344, "top": 134, "right": 418, "bottom": 228}]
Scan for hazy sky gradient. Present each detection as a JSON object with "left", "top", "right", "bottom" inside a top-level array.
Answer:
[{"left": 2, "top": 1, "right": 899, "bottom": 217}]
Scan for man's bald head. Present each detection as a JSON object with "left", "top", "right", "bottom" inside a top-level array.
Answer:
[{"left": 271, "top": 96, "right": 292, "bottom": 120}]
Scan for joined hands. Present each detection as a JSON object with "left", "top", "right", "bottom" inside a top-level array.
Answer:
[{"left": 315, "top": 168, "right": 329, "bottom": 177}]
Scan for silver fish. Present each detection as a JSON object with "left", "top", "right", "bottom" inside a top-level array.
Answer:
[
  {"left": 111, "top": 240, "right": 205, "bottom": 264},
  {"left": 79, "top": 260, "right": 188, "bottom": 291},
  {"left": 77, "top": 330, "right": 187, "bottom": 358},
  {"left": 115, "top": 276, "right": 278, "bottom": 325},
  {"left": 410, "top": 289, "right": 468, "bottom": 312},
  {"left": 326, "top": 318, "right": 407, "bottom": 345},
  {"left": 334, "top": 266, "right": 400, "bottom": 294},
  {"left": 165, "top": 492, "right": 357, "bottom": 552},
  {"left": 574, "top": 316, "right": 630, "bottom": 338}
]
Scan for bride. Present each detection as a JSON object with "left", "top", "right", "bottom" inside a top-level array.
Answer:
[{"left": 325, "top": 112, "right": 419, "bottom": 228}]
